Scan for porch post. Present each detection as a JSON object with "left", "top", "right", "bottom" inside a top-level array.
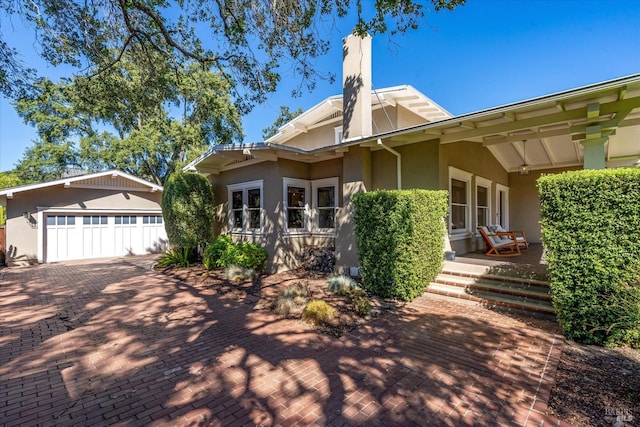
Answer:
[{"left": 581, "top": 137, "right": 607, "bottom": 170}]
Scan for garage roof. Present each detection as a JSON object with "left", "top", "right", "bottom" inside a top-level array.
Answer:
[{"left": 0, "top": 170, "right": 163, "bottom": 199}]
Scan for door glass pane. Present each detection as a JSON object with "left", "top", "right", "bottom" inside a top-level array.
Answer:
[
  {"left": 83, "top": 216, "right": 90, "bottom": 225},
  {"left": 116, "top": 216, "right": 122, "bottom": 224},
  {"left": 101, "top": 216, "right": 107, "bottom": 224},
  {"left": 57, "top": 216, "right": 65, "bottom": 225},
  {"left": 92, "top": 216, "right": 99, "bottom": 225},
  {"left": 67, "top": 216, "right": 75, "bottom": 226},
  {"left": 130, "top": 216, "right": 136, "bottom": 224},
  {"left": 123, "top": 216, "right": 129, "bottom": 225},
  {"left": 157, "top": 216, "right": 163, "bottom": 224},
  {"left": 47, "top": 216, "right": 56, "bottom": 226}
]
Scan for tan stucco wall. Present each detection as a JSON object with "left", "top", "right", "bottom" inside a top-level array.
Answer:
[
  {"left": 509, "top": 166, "right": 581, "bottom": 245},
  {"left": 5, "top": 186, "right": 162, "bottom": 265},
  {"left": 371, "top": 139, "right": 439, "bottom": 190},
  {"left": 209, "top": 158, "right": 345, "bottom": 273}
]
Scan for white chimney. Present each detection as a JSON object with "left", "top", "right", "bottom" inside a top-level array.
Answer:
[{"left": 342, "top": 34, "right": 372, "bottom": 141}]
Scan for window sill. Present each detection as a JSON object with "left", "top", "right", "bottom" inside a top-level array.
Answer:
[
  {"left": 283, "top": 231, "right": 337, "bottom": 238},
  {"left": 229, "top": 230, "right": 264, "bottom": 237},
  {"left": 449, "top": 232, "right": 472, "bottom": 241}
]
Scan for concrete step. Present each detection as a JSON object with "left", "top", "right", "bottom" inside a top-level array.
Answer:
[
  {"left": 433, "top": 273, "right": 551, "bottom": 302},
  {"left": 427, "top": 262, "right": 554, "bottom": 319}
]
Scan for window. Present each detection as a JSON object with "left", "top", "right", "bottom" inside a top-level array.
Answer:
[
  {"left": 283, "top": 177, "right": 339, "bottom": 234},
  {"left": 83, "top": 215, "right": 108, "bottom": 225},
  {"left": 115, "top": 215, "right": 137, "bottom": 225},
  {"left": 143, "top": 215, "right": 163, "bottom": 224},
  {"left": 334, "top": 126, "right": 343, "bottom": 145},
  {"left": 475, "top": 176, "right": 492, "bottom": 229},
  {"left": 47, "top": 215, "right": 75, "bottom": 226},
  {"left": 227, "top": 180, "right": 263, "bottom": 233},
  {"left": 448, "top": 167, "right": 472, "bottom": 236}
]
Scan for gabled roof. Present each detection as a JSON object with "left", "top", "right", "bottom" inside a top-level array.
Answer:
[
  {"left": 266, "top": 85, "right": 452, "bottom": 145},
  {"left": 185, "top": 74, "right": 640, "bottom": 175},
  {"left": 0, "top": 170, "right": 163, "bottom": 199}
]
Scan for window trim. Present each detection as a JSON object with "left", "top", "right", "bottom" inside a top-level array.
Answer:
[
  {"left": 227, "top": 180, "right": 264, "bottom": 235},
  {"left": 448, "top": 167, "right": 473, "bottom": 238},
  {"left": 283, "top": 176, "right": 340, "bottom": 236},
  {"left": 283, "top": 177, "right": 311, "bottom": 235},
  {"left": 311, "top": 177, "right": 339, "bottom": 235},
  {"left": 334, "top": 126, "right": 343, "bottom": 145},
  {"left": 475, "top": 175, "right": 492, "bottom": 231}
]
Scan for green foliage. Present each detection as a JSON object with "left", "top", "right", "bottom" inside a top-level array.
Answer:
[
  {"left": 538, "top": 168, "right": 640, "bottom": 347},
  {"left": 225, "top": 265, "right": 256, "bottom": 283},
  {"left": 353, "top": 189, "right": 448, "bottom": 301},
  {"left": 302, "top": 300, "right": 337, "bottom": 325},
  {"left": 0, "top": 171, "right": 24, "bottom": 189},
  {"left": 327, "top": 274, "right": 360, "bottom": 294},
  {"left": 203, "top": 235, "right": 233, "bottom": 270},
  {"left": 262, "top": 106, "right": 303, "bottom": 139},
  {"left": 162, "top": 172, "right": 214, "bottom": 252},
  {"left": 156, "top": 247, "right": 191, "bottom": 268},
  {"left": 352, "top": 294, "right": 371, "bottom": 316},
  {"left": 203, "top": 234, "right": 268, "bottom": 271},
  {"left": 0, "top": 206, "right": 5, "bottom": 226},
  {"left": 274, "top": 282, "right": 309, "bottom": 316}
]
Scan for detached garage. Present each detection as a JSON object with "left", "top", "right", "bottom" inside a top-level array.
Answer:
[{"left": 0, "top": 170, "right": 168, "bottom": 266}]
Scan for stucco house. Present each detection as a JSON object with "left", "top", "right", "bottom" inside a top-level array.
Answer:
[
  {"left": 0, "top": 170, "right": 168, "bottom": 265},
  {"left": 185, "top": 34, "right": 640, "bottom": 273}
]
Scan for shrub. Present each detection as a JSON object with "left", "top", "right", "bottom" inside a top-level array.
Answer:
[
  {"left": 162, "top": 172, "right": 214, "bottom": 254},
  {"left": 302, "top": 300, "right": 337, "bottom": 325},
  {"left": 203, "top": 236, "right": 268, "bottom": 271},
  {"left": 327, "top": 275, "right": 360, "bottom": 294},
  {"left": 225, "top": 265, "right": 256, "bottom": 283},
  {"left": 274, "top": 282, "right": 309, "bottom": 316},
  {"left": 538, "top": 168, "right": 640, "bottom": 347},
  {"left": 352, "top": 294, "right": 371, "bottom": 316},
  {"left": 353, "top": 189, "right": 448, "bottom": 301},
  {"left": 156, "top": 247, "right": 191, "bottom": 268}
]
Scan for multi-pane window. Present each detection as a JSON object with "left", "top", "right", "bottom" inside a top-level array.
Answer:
[
  {"left": 47, "top": 215, "right": 75, "bottom": 226},
  {"left": 142, "top": 215, "right": 163, "bottom": 224},
  {"left": 286, "top": 185, "right": 307, "bottom": 230},
  {"left": 475, "top": 176, "right": 492, "bottom": 229},
  {"left": 477, "top": 185, "right": 489, "bottom": 227},
  {"left": 449, "top": 167, "right": 472, "bottom": 235},
  {"left": 83, "top": 215, "right": 108, "bottom": 225},
  {"left": 283, "top": 177, "right": 339, "bottom": 234},
  {"left": 451, "top": 179, "right": 467, "bottom": 232},
  {"left": 227, "top": 180, "right": 263, "bottom": 233},
  {"left": 115, "top": 215, "right": 137, "bottom": 225}
]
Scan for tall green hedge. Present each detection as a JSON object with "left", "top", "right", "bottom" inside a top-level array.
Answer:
[
  {"left": 538, "top": 168, "right": 640, "bottom": 347},
  {"left": 353, "top": 189, "right": 448, "bottom": 301},
  {"left": 161, "top": 172, "right": 215, "bottom": 252}
]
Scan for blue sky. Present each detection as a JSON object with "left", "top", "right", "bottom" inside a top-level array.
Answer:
[{"left": 1, "top": 0, "right": 640, "bottom": 172}]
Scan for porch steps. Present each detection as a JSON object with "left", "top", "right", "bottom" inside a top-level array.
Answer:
[{"left": 427, "top": 261, "right": 555, "bottom": 318}]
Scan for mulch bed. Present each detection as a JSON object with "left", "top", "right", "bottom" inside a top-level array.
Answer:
[{"left": 157, "top": 264, "right": 640, "bottom": 426}]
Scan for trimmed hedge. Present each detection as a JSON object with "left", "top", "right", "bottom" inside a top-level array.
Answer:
[
  {"left": 203, "top": 234, "right": 268, "bottom": 271},
  {"left": 353, "top": 189, "right": 448, "bottom": 301},
  {"left": 538, "top": 168, "right": 640, "bottom": 347},
  {"left": 161, "top": 172, "right": 214, "bottom": 253}
]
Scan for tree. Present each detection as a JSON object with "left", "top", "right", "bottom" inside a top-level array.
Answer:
[
  {"left": 161, "top": 172, "right": 215, "bottom": 254},
  {"left": 0, "top": 1, "right": 465, "bottom": 106},
  {"left": 262, "top": 106, "right": 304, "bottom": 139},
  {"left": 0, "top": 171, "right": 24, "bottom": 189},
  {"left": 12, "top": 57, "right": 242, "bottom": 184}
]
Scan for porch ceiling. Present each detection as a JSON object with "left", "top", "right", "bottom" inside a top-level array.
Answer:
[{"left": 382, "top": 74, "right": 640, "bottom": 172}]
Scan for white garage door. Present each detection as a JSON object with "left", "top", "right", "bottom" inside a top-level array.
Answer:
[{"left": 45, "top": 214, "right": 168, "bottom": 262}]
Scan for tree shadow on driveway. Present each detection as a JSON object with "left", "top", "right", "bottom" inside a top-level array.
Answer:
[{"left": 0, "top": 259, "right": 564, "bottom": 426}]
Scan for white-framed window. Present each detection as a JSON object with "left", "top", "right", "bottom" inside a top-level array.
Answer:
[
  {"left": 334, "top": 126, "right": 343, "bottom": 145},
  {"left": 283, "top": 177, "right": 339, "bottom": 235},
  {"left": 312, "top": 177, "right": 339, "bottom": 232},
  {"left": 448, "top": 167, "right": 472, "bottom": 236},
  {"left": 475, "top": 176, "right": 492, "bottom": 229},
  {"left": 227, "top": 180, "right": 264, "bottom": 234}
]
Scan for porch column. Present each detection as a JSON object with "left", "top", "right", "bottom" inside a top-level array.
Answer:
[{"left": 581, "top": 138, "right": 607, "bottom": 170}]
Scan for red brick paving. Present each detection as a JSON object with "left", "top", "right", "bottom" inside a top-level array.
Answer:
[{"left": 0, "top": 257, "right": 570, "bottom": 426}]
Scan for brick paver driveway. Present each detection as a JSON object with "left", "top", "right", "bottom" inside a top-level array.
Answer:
[{"left": 0, "top": 258, "right": 568, "bottom": 426}]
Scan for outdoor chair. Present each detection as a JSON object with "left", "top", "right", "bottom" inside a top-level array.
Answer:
[
  {"left": 489, "top": 224, "right": 528, "bottom": 249},
  {"left": 477, "top": 226, "right": 521, "bottom": 257}
]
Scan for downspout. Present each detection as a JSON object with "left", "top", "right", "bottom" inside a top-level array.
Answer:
[{"left": 377, "top": 138, "right": 402, "bottom": 189}]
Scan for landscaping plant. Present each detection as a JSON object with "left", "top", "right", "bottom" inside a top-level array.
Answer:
[
  {"left": 161, "top": 172, "right": 214, "bottom": 260},
  {"left": 274, "top": 282, "right": 309, "bottom": 316},
  {"left": 156, "top": 247, "right": 191, "bottom": 268},
  {"left": 538, "top": 168, "right": 640, "bottom": 347},
  {"left": 327, "top": 274, "right": 360, "bottom": 294},
  {"left": 203, "top": 234, "right": 268, "bottom": 271},
  {"left": 353, "top": 189, "right": 448, "bottom": 301},
  {"left": 302, "top": 300, "right": 337, "bottom": 325}
]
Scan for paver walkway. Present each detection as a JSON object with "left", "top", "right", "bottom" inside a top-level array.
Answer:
[{"left": 0, "top": 258, "right": 569, "bottom": 426}]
